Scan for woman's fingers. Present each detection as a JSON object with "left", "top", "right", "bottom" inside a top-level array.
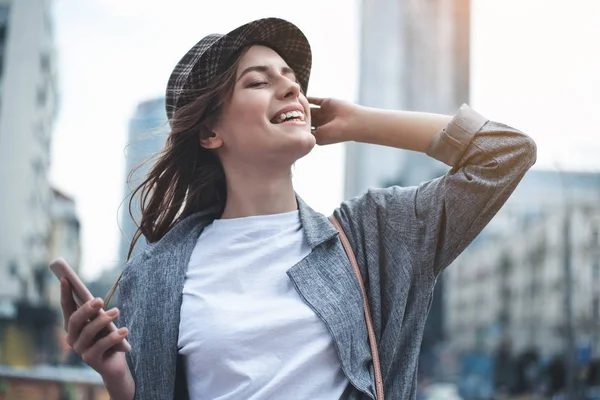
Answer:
[
  {"left": 307, "top": 96, "right": 325, "bottom": 106},
  {"left": 60, "top": 279, "right": 78, "bottom": 332},
  {"left": 73, "top": 307, "right": 119, "bottom": 355},
  {"left": 310, "top": 105, "right": 328, "bottom": 128},
  {"left": 308, "top": 96, "right": 325, "bottom": 126},
  {"left": 67, "top": 297, "right": 103, "bottom": 347},
  {"left": 81, "top": 328, "right": 129, "bottom": 365}
]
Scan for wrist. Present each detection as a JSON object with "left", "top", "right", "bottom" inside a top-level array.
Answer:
[
  {"left": 103, "top": 366, "right": 135, "bottom": 400},
  {"left": 345, "top": 104, "right": 370, "bottom": 142}
]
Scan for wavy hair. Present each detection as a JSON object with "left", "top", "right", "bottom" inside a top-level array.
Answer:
[{"left": 104, "top": 48, "right": 250, "bottom": 307}]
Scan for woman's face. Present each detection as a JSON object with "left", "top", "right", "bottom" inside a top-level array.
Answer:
[{"left": 207, "top": 45, "right": 315, "bottom": 169}]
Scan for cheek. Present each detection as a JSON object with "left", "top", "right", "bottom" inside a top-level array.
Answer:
[
  {"left": 240, "top": 107, "right": 267, "bottom": 126},
  {"left": 220, "top": 111, "right": 270, "bottom": 150},
  {"left": 235, "top": 109, "right": 269, "bottom": 146},
  {"left": 229, "top": 97, "right": 269, "bottom": 130}
]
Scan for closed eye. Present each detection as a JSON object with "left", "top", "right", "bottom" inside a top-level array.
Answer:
[{"left": 246, "top": 81, "right": 268, "bottom": 88}]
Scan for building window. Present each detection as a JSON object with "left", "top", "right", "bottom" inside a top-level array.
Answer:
[
  {"left": 0, "top": 6, "right": 9, "bottom": 32},
  {"left": 594, "top": 259, "right": 600, "bottom": 280},
  {"left": 40, "top": 53, "right": 50, "bottom": 73},
  {"left": 36, "top": 84, "right": 47, "bottom": 107},
  {"left": 0, "top": 5, "right": 10, "bottom": 79}
]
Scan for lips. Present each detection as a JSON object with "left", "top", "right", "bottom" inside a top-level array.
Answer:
[{"left": 270, "top": 104, "right": 305, "bottom": 124}]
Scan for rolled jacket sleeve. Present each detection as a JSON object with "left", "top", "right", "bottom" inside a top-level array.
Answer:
[{"left": 426, "top": 103, "right": 489, "bottom": 167}]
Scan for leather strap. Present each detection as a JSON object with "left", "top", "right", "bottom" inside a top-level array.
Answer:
[{"left": 329, "top": 215, "right": 384, "bottom": 400}]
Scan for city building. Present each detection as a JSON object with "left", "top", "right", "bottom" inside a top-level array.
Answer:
[
  {"left": 443, "top": 169, "right": 600, "bottom": 390},
  {"left": 117, "top": 97, "right": 168, "bottom": 265},
  {"left": 446, "top": 201, "right": 600, "bottom": 356},
  {"left": 47, "top": 188, "right": 81, "bottom": 270},
  {"left": 0, "top": 0, "right": 58, "bottom": 304},
  {"left": 0, "top": 0, "right": 60, "bottom": 367},
  {"left": 345, "top": 0, "right": 470, "bottom": 198},
  {"left": 45, "top": 187, "right": 81, "bottom": 309}
]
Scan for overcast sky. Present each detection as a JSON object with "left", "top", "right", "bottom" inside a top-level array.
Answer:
[{"left": 49, "top": 0, "right": 600, "bottom": 280}]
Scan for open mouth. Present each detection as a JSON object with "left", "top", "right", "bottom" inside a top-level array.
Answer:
[{"left": 270, "top": 110, "right": 306, "bottom": 124}]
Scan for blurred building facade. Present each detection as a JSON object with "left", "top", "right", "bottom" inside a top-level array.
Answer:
[
  {"left": 47, "top": 189, "right": 81, "bottom": 273},
  {"left": 0, "top": 3, "right": 106, "bottom": 395},
  {"left": 447, "top": 203, "right": 600, "bottom": 356},
  {"left": 444, "top": 170, "right": 600, "bottom": 393},
  {"left": 0, "top": 0, "right": 58, "bottom": 304},
  {"left": 345, "top": 0, "right": 470, "bottom": 198},
  {"left": 0, "top": 0, "right": 62, "bottom": 369},
  {"left": 45, "top": 188, "right": 81, "bottom": 310},
  {"left": 117, "top": 97, "right": 168, "bottom": 265}
]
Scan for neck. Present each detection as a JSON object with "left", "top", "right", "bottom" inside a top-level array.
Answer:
[{"left": 220, "top": 164, "right": 297, "bottom": 219}]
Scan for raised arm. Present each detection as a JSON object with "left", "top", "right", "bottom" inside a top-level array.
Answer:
[{"left": 312, "top": 99, "right": 537, "bottom": 277}]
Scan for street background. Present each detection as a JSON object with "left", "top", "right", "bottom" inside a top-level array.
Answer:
[{"left": 1, "top": 0, "right": 599, "bottom": 398}]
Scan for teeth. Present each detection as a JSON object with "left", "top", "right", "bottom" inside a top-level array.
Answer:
[{"left": 275, "top": 110, "right": 304, "bottom": 123}]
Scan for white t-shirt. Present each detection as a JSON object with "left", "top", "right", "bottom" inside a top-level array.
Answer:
[{"left": 178, "top": 210, "right": 349, "bottom": 399}]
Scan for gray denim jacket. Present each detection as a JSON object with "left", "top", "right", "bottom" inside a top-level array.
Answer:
[{"left": 116, "top": 104, "right": 537, "bottom": 399}]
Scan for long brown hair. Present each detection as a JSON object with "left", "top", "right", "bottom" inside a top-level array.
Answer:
[{"left": 104, "top": 48, "right": 249, "bottom": 307}]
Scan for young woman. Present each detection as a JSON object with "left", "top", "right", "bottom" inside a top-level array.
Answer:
[{"left": 59, "top": 17, "right": 536, "bottom": 400}]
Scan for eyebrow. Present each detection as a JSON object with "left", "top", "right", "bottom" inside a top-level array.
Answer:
[{"left": 237, "top": 65, "right": 296, "bottom": 82}]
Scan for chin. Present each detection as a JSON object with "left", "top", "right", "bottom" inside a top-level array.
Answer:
[
  {"left": 297, "top": 129, "right": 317, "bottom": 149},
  {"left": 278, "top": 133, "right": 316, "bottom": 163},
  {"left": 293, "top": 135, "right": 317, "bottom": 161}
]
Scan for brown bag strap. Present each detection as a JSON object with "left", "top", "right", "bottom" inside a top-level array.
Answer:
[{"left": 329, "top": 215, "right": 384, "bottom": 400}]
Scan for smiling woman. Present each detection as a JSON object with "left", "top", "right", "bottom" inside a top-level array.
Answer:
[{"left": 56, "top": 16, "right": 536, "bottom": 400}]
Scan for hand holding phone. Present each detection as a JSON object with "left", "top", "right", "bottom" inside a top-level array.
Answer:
[{"left": 50, "top": 258, "right": 131, "bottom": 353}]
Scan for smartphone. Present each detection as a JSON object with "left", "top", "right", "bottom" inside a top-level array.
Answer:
[{"left": 49, "top": 257, "right": 131, "bottom": 352}]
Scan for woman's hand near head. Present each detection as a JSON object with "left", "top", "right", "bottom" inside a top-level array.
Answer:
[
  {"left": 60, "top": 278, "right": 135, "bottom": 400},
  {"left": 310, "top": 96, "right": 452, "bottom": 153},
  {"left": 308, "top": 96, "right": 364, "bottom": 145}
]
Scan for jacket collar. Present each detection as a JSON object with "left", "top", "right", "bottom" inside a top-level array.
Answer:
[{"left": 296, "top": 194, "right": 339, "bottom": 248}]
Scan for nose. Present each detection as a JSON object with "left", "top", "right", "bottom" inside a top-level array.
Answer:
[{"left": 277, "top": 77, "right": 301, "bottom": 99}]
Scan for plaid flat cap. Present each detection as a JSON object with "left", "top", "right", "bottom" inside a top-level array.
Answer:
[{"left": 165, "top": 17, "right": 312, "bottom": 120}]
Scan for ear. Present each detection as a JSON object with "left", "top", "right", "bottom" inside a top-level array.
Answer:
[{"left": 199, "top": 125, "right": 223, "bottom": 150}]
